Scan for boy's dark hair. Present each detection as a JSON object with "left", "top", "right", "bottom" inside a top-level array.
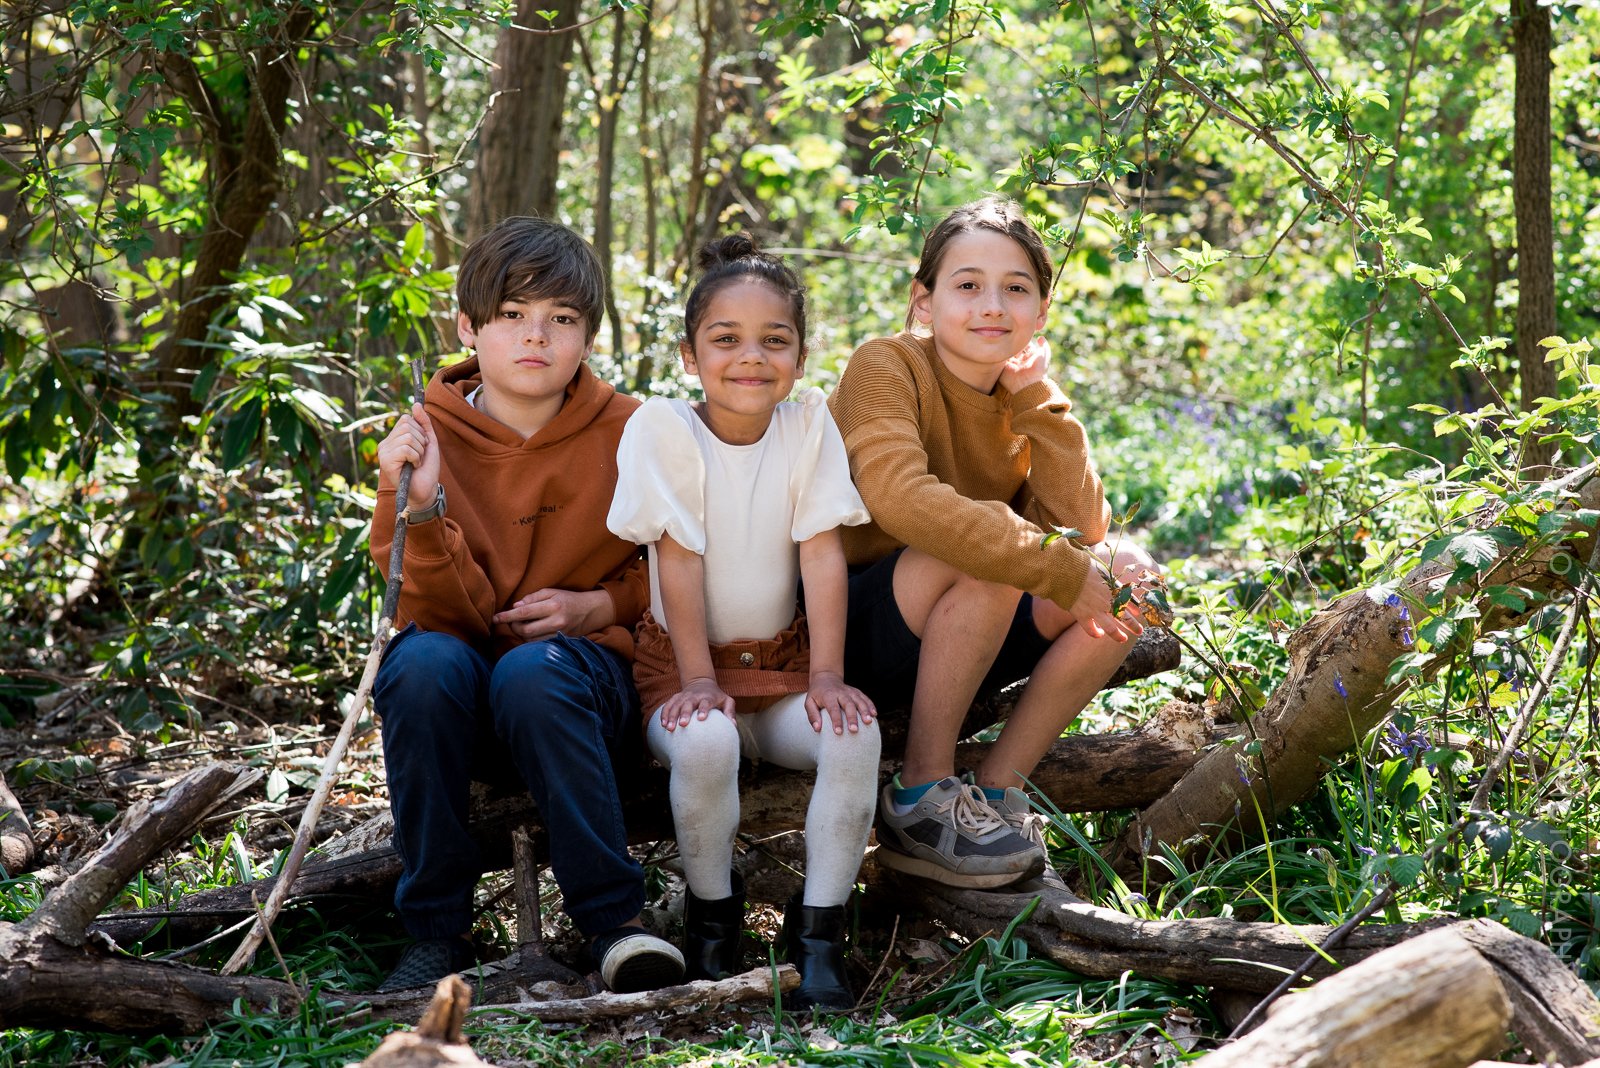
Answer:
[
  {"left": 907, "top": 196, "right": 1054, "bottom": 329},
  {"left": 457, "top": 217, "right": 606, "bottom": 342},
  {"left": 683, "top": 233, "right": 807, "bottom": 346}
]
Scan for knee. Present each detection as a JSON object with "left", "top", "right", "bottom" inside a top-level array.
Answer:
[
  {"left": 950, "top": 571, "right": 1023, "bottom": 611},
  {"left": 819, "top": 715, "right": 882, "bottom": 770},
  {"left": 660, "top": 713, "right": 742, "bottom": 785},
  {"left": 894, "top": 549, "right": 1021, "bottom": 636},
  {"left": 488, "top": 641, "right": 591, "bottom": 730},
  {"left": 376, "top": 631, "right": 482, "bottom": 723}
]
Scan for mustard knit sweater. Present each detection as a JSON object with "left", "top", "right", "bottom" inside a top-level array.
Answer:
[{"left": 828, "top": 332, "right": 1110, "bottom": 609}]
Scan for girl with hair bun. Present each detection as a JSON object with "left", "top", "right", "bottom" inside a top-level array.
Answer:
[{"left": 607, "top": 234, "right": 880, "bottom": 1011}]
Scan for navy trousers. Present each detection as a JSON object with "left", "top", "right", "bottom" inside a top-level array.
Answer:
[{"left": 374, "top": 627, "right": 646, "bottom": 940}]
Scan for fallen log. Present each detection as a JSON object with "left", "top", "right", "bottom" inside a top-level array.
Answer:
[
  {"left": 93, "top": 697, "right": 1228, "bottom": 946},
  {"left": 1111, "top": 469, "right": 1600, "bottom": 877},
  {"left": 1189, "top": 926, "right": 1510, "bottom": 1068},
  {"left": 921, "top": 882, "right": 1600, "bottom": 1066},
  {"left": 1, "top": 767, "right": 34, "bottom": 875},
  {"left": 0, "top": 763, "right": 306, "bottom": 1035}
]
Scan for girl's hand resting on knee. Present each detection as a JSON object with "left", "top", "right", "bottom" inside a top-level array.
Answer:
[
  {"left": 661, "top": 677, "right": 736, "bottom": 731},
  {"left": 806, "top": 672, "right": 876, "bottom": 735}
]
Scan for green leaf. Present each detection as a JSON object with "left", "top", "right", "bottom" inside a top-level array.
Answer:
[
  {"left": 1445, "top": 531, "right": 1497, "bottom": 567},
  {"left": 220, "top": 395, "right": 263, "bottom": 470},
  {"left": 1388, "top": 854, "right": 1425, "bottom": 886}
]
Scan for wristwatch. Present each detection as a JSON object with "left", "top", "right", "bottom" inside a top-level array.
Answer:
[{"left": 403, "top": 484, "right": 447, "bottom": 525}]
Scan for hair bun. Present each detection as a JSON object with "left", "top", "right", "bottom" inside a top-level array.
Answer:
[{"left": 696, "top": 232, "right": 761, "bottom": 272}]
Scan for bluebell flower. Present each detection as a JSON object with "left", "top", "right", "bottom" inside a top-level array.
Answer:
[
  {"left": 1334, "top": 672, "right": 1348, "bottom": 698},
  {"left": 1356, "top": 845, "right": 1377, "bottom": 857},
  {"left": 1384, "top": 592, "right": 1402, "bottom": 608}
]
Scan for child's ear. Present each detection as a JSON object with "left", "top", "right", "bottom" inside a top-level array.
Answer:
[
  {"left": 456, "top": 311, "right": 477, "bottom": 350},
  {"left": 678, "top": 339, "right": 697, "bottom": 374},
  {"left": 1034, "top": 298, "right": 1050, "bottom": 334},
  {"left": 909, "top": 281, "right": 934, "bottom": 326}
]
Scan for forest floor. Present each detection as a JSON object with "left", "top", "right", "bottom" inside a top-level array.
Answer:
[{"left": 3, "top": 681, "right": 1180, "bottom": 1065}]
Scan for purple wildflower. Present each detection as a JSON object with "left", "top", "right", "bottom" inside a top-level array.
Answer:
[
  {"left": 1334, "top": 671, "right": 1348, "bottom": 698},
  {"left": 1356, "top": 845, "right": 1377, "bottom": 857},
  {"left": 1384, "top": 592, "right": 1402, "bottom": 608}
]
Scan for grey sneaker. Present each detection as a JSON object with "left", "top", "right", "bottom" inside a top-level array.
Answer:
[
  {"left": 987, "top": 786, "right": 1069, "bottom": 893},
  {"left": 875, "top": 776, "right": 1045, "bottom": 889}
]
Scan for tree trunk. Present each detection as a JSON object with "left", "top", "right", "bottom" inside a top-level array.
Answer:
[
  {"left": 671, "top": 0, "right": 719, "bottom": 271},
  {"left": 152, "top": 6, "right": 319, "bottom": 420},
  {"left": 464, "top": 0, "right": 580, "bottom": 240},
  {"left": 589, "top": 8, "right": 645, "bottom": 363},
  {"left": 1512, "top": 0, "right": 1556, "bottom": 473}
]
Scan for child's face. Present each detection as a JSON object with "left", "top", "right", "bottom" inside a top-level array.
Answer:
[
  {"left": 680, "top": 279, "right": 803, "bottom": 439},
  {"left": 457, "top": 297, "right": 593, "bottom": 411},
  {"left": 910, "top": 229, "right": 1049, "bottom": 389}
]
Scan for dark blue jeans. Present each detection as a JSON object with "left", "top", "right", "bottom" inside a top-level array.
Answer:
[{"left": 374, "top": 627, "right": 646, "bottom": 940}]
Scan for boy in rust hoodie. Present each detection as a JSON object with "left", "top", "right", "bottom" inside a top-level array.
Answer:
[{"left": 368, "top": 218, "right": 683, "bottom": 994}]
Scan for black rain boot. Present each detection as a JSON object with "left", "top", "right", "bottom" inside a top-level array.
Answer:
[
  {"left": 780, "top": 893, "right": 855, "bottom": 1011},
  {"left": 683, "top": 871, "right": 745, "bottom": 981}
]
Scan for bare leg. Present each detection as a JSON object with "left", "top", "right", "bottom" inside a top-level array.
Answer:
[
  {"left": 976, "top": 542, "right": 1160, "bottom": 792},
  {"left": 891, "top": 548, "right": 1023, "bottom": 786}
]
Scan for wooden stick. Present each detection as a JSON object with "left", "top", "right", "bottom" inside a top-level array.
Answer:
[
  {"left": 512, "top": 825, "right": 543, "bottom": 951},
  {"left": 1, "top": 767, "right": 35, "bottom": 875},
  {"left": 472, "top": 964, "right": 799, "bottom": 1022},
  {"left": 222, "top": 359, "right": 428, "bottom": 975}
]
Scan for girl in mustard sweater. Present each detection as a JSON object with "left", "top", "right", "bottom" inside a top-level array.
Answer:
[{"left": 829, "top": 196, "right": 1161, "bottom": 891}]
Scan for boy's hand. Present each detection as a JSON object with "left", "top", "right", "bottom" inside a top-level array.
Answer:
[
  {"left": 805, "top": 672, "right": 875, "bottom": 735},
  {"left": 377, "top": 403, "right": 441, "bottom": 505},
  {"left": 999, "top": 336, "right": 1051, "bottom": 395},
  {"left": 493, "top": 588, "right": 613, "bottom": 640},
  {"left": 1065, "top": 568, "right": 1143, "bottom": 643},
  {"left": 660, "top": 677, "right": 736, "bottom": 731}
]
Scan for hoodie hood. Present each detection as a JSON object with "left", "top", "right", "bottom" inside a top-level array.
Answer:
[{"left": 427, "top": 356, "right": 620, "bottom": 452}]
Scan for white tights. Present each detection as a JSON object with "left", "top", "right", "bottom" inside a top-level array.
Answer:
[{"left": 645, "top": 692, "right": 881, "bottom": 907}]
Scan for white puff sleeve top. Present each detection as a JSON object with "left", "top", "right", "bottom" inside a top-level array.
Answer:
[{"left": 608, "top": 388, "right": 870, "bottom": 644}]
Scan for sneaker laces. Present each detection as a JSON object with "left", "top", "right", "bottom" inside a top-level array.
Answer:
[
  {"left": 933, "top": 785, "right": 1008, "bottom": 837},
  {"left": 1002, "top": 805, "right": 1047, "bottom": 848}
]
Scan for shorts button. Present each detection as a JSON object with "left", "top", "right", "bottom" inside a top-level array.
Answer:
[{"left": 739, "top": 652, "right": 755, "bottom": 667}]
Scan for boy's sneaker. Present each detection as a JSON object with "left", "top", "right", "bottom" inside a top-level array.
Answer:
[
  {"left": 875, "top": 776, "right": 1045, "bottom": 889},
  {"left": 593, "top": 926, "right": 685, "bottom": 993},
  {"left": 376, "top": 936, "right": 476, "bottom": 993},
  {"left": 986, "top": 786, "right": 1069, "bottom": 893}
]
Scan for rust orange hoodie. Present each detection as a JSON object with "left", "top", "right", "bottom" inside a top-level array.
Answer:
[{"left": 369, "top": 357, "right": 646, "bottom": 660}]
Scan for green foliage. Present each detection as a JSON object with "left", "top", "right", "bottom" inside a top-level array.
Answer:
[{"left": 4, "top": 0, "right": 1600, "bottom": 1061}]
